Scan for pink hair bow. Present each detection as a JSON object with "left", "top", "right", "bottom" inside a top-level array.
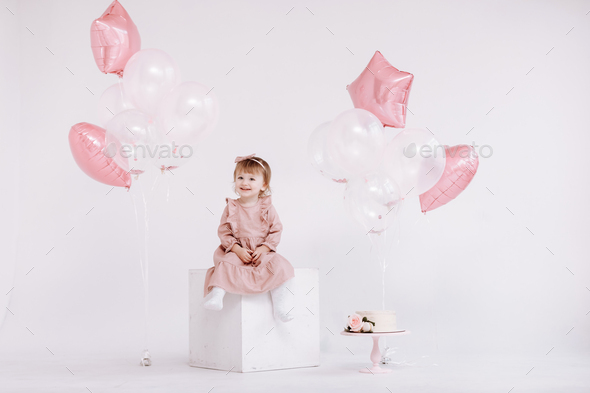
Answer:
[{"left": 235, "top": 153, "right": 256, "bottom": 163}]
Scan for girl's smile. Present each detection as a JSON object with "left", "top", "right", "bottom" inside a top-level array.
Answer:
[{"left": 236, "top": 172, "right": 266, "bottom": 202}]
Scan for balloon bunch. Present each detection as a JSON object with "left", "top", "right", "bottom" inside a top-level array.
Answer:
[
  {"left": 68, "top": 0, "right": 219, "bottom": 190},
  {"left": 308, "top": 50, "right": 480, "bottom": 268},
  {"left": 66, "top": 1, "right": 220, "bottom": 367}
]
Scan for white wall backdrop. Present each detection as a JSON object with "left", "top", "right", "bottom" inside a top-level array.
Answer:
[{"left": 1, "top": 0, "right": 589, "bottom": 364}]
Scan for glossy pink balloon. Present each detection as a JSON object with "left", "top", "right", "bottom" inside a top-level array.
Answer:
[
  {"left": 347, "top": 51, "right": 414, "bottom": 128},
  {"left": 90, "top": 0, "right": 141, "bottom": 77},
  {"left": 69, "top": 122, "right": 131, "bottom": 189},
  {"left": 419, "top": 145, "right": 479, "bottom": 213}
]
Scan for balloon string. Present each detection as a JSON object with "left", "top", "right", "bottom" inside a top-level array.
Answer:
[
  {"left": 130, "top": 182, "right": 149, "bottom": 351},
  {"left": 149, "top": 168, "right": 161, "bottom": 195},
  {"left": 166, "top": 172, "right": 171, "bottom": 203},
  {"left": 412, "top": 213, "right": 426, "bottom": 229},
  {"left": 381, "top": 198, "right": 404, "bottom": 354},
  {"left": 381, "top": 230, "right": 387, "bottom": 310},
  {"left": 129, "top": 169, "right": 162, "bottom": 352},
  {"left": 142, "top": 188, "right": 149, "bottom": 351}
]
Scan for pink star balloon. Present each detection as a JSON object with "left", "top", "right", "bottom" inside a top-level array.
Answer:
[
  {"left": 347, "top": 51, "right": 414, "bottom": 128},
  {"left": 69, "top": 122, "right": 131, "bottom": 189},
  {"left": 90, "top": 0, "right": 141, "bottom": 77},
  {"left": 419, "top": 145, "right": 479, "bottom": 213}
]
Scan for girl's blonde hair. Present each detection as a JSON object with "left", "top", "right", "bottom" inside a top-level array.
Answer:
[{"left": 233, "top": 156, "right": 272, "bottom": 198}]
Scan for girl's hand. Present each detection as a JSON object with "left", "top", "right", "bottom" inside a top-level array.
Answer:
[
  {"left": 233, "top": 245, "right": 253, "bottom": 264},
  {"left": 251, "top": 245, "right": 271, "bottom": 266}
]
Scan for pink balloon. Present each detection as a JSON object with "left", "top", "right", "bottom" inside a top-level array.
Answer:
[
  {"left": 419, "top": 145, "right": 479, "bottom": 213},
  {"left": 69, "top": 122, "right": 131, "bottom": 189},
  {"left": 90, "top": 0, "right": 141, "bottom": 77},
  {"left": 347, "top": 51, "right": 414, "bottom": 128}
]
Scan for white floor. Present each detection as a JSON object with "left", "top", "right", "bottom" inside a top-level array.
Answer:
[{"left": 1, "top": 350, "right": 588, "bottom": 392}]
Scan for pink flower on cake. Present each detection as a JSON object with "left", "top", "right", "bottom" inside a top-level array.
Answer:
[{"left": 347, "top": 313, "right": 363, "bottom": 332}]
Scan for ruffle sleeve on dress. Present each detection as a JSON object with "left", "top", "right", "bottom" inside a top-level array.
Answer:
[
  {"left": 260, "top": 196, "right": 283, "bottom": 252},
  {"left": 218, "top": 198, "right": 239, "bottom": 254}
]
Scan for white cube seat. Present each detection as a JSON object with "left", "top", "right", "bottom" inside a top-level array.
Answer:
[{"left": 188, "top": 268, "right": 320, "bottom": 373}]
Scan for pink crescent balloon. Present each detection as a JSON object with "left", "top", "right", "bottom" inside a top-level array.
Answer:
[
  {"left": 90, "top": 0, "right": 141, "bottom": 77},
  {"left": 347, "top": 51, "right": 414, "bottom": 128},
  {"left": 69, "top": 122, "right": 131, "bottom": 189},
  {"left": 419, "top": 145, "right": 479, "bottom": 213}
]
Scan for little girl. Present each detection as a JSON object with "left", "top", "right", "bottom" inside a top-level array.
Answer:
[{"left": 202, "top": 153, "right": 296, "bottom": 322}]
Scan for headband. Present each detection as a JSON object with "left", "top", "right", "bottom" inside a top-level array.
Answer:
[{"left": 235, "top": 153, "right": 265, "bottom": 170}]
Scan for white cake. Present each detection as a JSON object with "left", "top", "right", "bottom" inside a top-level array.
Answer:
[{"left": 355, "top": 310, "right": 397, "bottom": 332}]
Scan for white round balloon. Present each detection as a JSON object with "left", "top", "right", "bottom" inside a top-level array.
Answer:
[
  {"left": 382, "top": 128, "right": 446, "bottom": 198},
  {"left": 326, "top": 108, "right": 386, "bottom": 177},
  {"left": 156, "top": 81, "right": 219, "bottom": 146},
  {"left": 105, "top": 109, "right": 158, "bottom": 175},
  {"left": 343, "top": 171, "right": 402, "bottom": 234},
  {"left": 123, "top": 49, "right": 181, "bottom": 117},
  {"left": 98, "top": 83, "right": 135, "bottom": 127},
  {"left": 307, "top": 122, "right": 349, "bottom": 183}
]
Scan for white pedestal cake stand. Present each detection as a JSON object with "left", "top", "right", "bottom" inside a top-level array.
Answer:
[{"left": 340, "top": 330, "right": 410, "bottom": 374}]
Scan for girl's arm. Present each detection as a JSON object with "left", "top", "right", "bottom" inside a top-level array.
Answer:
[
  {"left": 261, "top": 205, "right": 283, "bottom": 252},
  {"left": 218, "top": 205, "right": 239, "bottom": 254}
]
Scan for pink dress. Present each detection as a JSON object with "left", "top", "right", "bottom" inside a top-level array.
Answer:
[{"left": 203, "top": 195, "right": 295, "bottom": 296}]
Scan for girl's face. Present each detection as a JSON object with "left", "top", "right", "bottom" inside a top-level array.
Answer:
[{"left": 235, "top": 171, "right": 266, "bottom": 198}]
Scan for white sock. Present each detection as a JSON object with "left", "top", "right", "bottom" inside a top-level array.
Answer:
[
  {"left": 203, "top": 286, "right": 226, "bottom": 310},
  {"left": 270, "top": 280, "right": 294, "bottom": 322}
]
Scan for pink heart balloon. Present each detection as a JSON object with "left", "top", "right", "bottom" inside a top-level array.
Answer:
[
  {"left": 68, "top": 122, "right": 131, "bottom": 189},
  {"left": 346, "top": 51, "right": 414, "bottom": 128},
  {"left": 419, "top": 145, "right": 479, "bottom": 213},
  {"left": 90, "top": 0, "right": 141, "bottom": 77}
]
